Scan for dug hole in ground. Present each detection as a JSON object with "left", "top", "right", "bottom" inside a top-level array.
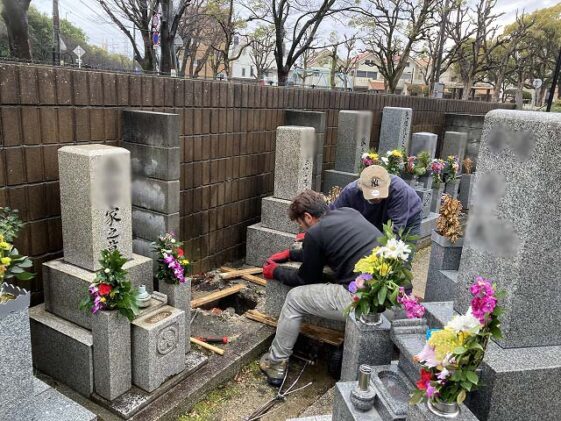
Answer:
[{"left": 179, "top": 246, "right": 430, "bottom": 421}]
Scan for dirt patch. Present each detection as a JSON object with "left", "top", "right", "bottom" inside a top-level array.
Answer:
[
  {"left": 412, "top": 245, "right": 431, "bottom": 299},
  {"left": 178, "top": 359, "right": 335, "bottom": 421}
]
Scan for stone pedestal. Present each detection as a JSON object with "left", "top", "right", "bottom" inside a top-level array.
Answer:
[
  {"left": 323, "top": 170, "right": 359, "bottom": 194},
  {"left": 333, "top": 381, "right": 383, "bottom": 421},
  {"left": 341, "top": 313, "right": 392, "bottom": 381},
  {"left": 419, "top": 212, "right": 439, "bottom": 240},
  {"left": 409, "top": 132, "right": 437, "bottom": 158},
  {"left": 59, "top": 145, "right": 133, "bottom": 271},
  {"left": 406, "top": 402, "right": 478, "bottom": 421},
  {"left": 414, "top": 188, "right": 432, "bottom": 219},
  {"left": 245, "top": 223, "right": 296, "bottom": 267},
  {"left": 444, "top": 179, "right": 459, "bottom": 199},
  {"left": 378, "top": 107, "right": 412, "bottom": 153},
  {"left": 158, "top": 282, "right": 192, "bottom": 353},
  {"left": 425, "top": 232, "right": 463, "bottom": 302},
  {"left": 132, "top": 306, "right": 186, "bottom": 392},
  {"left": 260, "top": 197, "right": 299, "bottom": 234},
  {"left": 92, "top": 310, "right": 132, "bottom": 401},
  {"left": 123, "top": 110, "right": 181, "bottom": 262},
  {"left": 458, "top": 173, "right": 474, "bottom": 210},
  {"left": 285, "top": 110, "right": 327, "bottom": 191},
  {"left": 43, "top": 255, "right": 153, "bottom": 330}
]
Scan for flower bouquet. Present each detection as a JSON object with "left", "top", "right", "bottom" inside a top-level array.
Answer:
[
  {"left": 429, "top": 159, "right": 446, "bottom": 187},
  {"left": 80, "top": 249, "right": 139, "bottom": 321},
  {"left": 443, "top": 155, "right": 460, "bottom": 184},
  {"left": 410, "top": 277, "right": 504, "bottom": 415},
  {"left": 380, "top": 149, "right": 406, "bottom": 175},
  {"left": 153, "top": 233, "right": 191, "bottom": 285},
  {"left": 436, "top": 194, "right": 463, "bottom": 244},
  {"left": 359, "top": 151, "right": 380, "bottom": 172},
  {"left": 346, "top": 221, "right": 424, "bottom": 321},
  {"left": 0, "top": 208, "right": 35, "bottom": 303}
]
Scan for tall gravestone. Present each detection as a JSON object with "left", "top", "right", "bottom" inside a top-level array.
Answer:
[
  {"left": 452, "top": 110, "right": 561, "bottom": 420},
  {"left": 409, "top": 132, "right": 439, "bottom": 222},
  {"left": 378, "top": 107, "right": 412, "bottom": 153},
  {"left": 246, "top": 126, "right": 316, "bottom": 266},
  {"left": 31, "top": 145, "right": 153, "bottom": 399},
  {"left": 122, "top": 110, "right": 181, "bottom": 276},
  {"left": 285, "top": 110, "right": 326, "bottom": 192},
  {"left": 441, "top": 131, "right": 467, "bottom": 199},
  {"left": 323, "top": 110, "right": 373, "bottom": 193}
]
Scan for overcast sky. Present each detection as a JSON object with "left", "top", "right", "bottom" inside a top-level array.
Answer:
[{"left": 32, "top": 0, "right": 557, "bottom": 57}]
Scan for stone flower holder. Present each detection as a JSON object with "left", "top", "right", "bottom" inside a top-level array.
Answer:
[
  {"left": 458, "top": 173, "right": 474, "bottom": 210},
  {"left": 430, "top": 183, "right": 445, "bottom": 213},
  {"left": 424, "top": 231, "right": 464, "bottom": 302},
  {"left": 92, "top": 310, "right": 132, "bottom": 401},
  {"left": 158, "top": 280, "right": 191, "bottom": 353},
  {"left": 444, "top": 179, "right": 460, "bottom": 199},
  {"left": 406, "top": 400, "right": 478, "bottom": 420},
  {"left": 340, "top": 311, "right": 392, "bottom": 381},
  {"left": 0, "top": 283, "right": 33, "bottom": 418}
]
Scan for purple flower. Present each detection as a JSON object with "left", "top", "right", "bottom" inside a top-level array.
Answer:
[
  {"left": 163, "top": 253, "right": 174, "bottom": 264},
  {"left": 348, "top": 281, "right": 358, "bottom": 294},
  {"left": 426, "top": 384, "right": 439, "bottom": 398},
  {"left": 397, "top": 289, "right": 426, "bottom": 319}
]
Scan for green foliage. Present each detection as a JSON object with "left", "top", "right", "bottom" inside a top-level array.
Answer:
[
  {"left": 80, "top": 249, "right": 139, "bottom": 321},
  {"left": 0, "top": 207, "right": 23, "bottom": 243}
]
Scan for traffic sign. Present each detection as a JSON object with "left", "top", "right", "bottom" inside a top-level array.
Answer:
[
  {"left": 73, "top": 45, "right": 85, "bottom": 57},
  {"left": 533, "top": 79, "right": 542, "bottom": 89}
]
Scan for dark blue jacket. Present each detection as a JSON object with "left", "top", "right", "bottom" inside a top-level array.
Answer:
[{"left": 331, "top": 176, "right": 422, "bottom": 233}]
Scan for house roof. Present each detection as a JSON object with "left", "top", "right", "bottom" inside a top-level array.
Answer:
[{"left": 369, "top": 80, "right": 385, "bottom": 91}]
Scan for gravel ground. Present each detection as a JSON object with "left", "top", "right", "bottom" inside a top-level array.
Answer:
[{"left": 411, "top": 245, "right": 431, "bottom": 299}]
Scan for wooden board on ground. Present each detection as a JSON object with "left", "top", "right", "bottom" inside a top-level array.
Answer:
[
  {"left": 191, "top": 284, "right": 246, "bottom": 308},
  {"left": 220, "top": 267, "right": 267, "bottom": 286},
  {"left": 244, "top": 309, "right": 344, "bottom": 347}
]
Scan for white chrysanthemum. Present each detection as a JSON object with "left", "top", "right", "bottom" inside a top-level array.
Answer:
[
  {"left": 446, "top": 308, "right": 482, "bottom": 334},
  {"left": 376, "top": 239, "right": 411, "bottom": 261},
  {"left": 381, "top": 157, "right": 389, "bottom": 165},
  {"left": 362, "top": 152, "right": 369, "bottom": 159}
]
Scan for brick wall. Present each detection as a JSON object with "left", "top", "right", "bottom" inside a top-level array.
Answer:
[{"left": 0, "top": 63, "right": 514, "bottom": 300}]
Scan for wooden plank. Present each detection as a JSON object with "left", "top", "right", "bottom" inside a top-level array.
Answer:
[
  {"left": 218, "top": 267, "right": 262, "bottom": 280},
  {"left": 190, "top": 337, "right": 225, "bottom": 355},
  {"left": 191, "top": 284, "right": 246, "bottom": 308},
  {"left": 220, "top": 266, "right": 267, "bottom": 286},
  {"left": 245, "top": 310, "right": 344, "bottom": 347}
]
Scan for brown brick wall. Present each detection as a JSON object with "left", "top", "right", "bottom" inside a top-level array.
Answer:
[{"left": 0, "top": 63, "right": 514, "bottom": 300}]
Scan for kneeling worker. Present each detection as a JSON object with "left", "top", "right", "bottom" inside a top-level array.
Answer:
[
  {"left": 259, "top": 189, "right": 383, "bottom": 386},
  {"left": 331, "top": 165, "right": 422, "bottom": 243}
]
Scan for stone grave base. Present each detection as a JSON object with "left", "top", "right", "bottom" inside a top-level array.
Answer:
[
  {"left": 417, "top": 213, "right": 439, "bottom": 248},
  {"left": 0, "top": 377, "right": 97, "bottom": 421},
  {"left": 370, "top": 364, "right": 414, "bottom": 421},
  {"left": 424, "top": 270, "right": 458, "bottom": 302},
  {"left": 43, "top": 255, "right": 153, "bottom": 330},
  {"left": 333, "top": 381, "right": 383, "bottom": 421},
  {"left": 29, "top": 295, "right": 168, "bottom": 397},
  {"left": 322, "top": 170, "right": 358, "bottom": 194},
  {"left": 91, "top": 351, "right": 207, "bottom": 419},
  {"left": 246, "top": 223, "right": 295, "bottom": 267},
  {"left": 264, "top": 276, "right": 345, "bottom": 332},
  {"left": 261, "top": 197, "right": 300, "bottom": 234}
]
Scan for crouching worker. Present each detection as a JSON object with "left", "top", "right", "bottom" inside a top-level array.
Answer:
[{"left": 259, "top": 189, "right": 383, "bottom": 386}]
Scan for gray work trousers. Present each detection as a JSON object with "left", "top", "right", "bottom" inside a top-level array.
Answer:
[{"left": 269, "top": 283, "right": 352, "bottom": 361}]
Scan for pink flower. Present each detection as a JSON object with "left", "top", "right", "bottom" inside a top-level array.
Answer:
[
  {"left": 397, "top": 289, "right": 426, "bottom": 319},
  {"left": 469, "top": 276, "right": 497, "bottom": 323},
  {"left": 163, "top": 253, "right": 174, "bottom": 264},
  {"left": 426, "top": 384, "right": 439, "bottom": 398},
  {"left": 415, "top": 343, "right": 439, "bottom": 368}
]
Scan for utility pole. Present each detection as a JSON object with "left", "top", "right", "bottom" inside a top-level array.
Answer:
[
  {"left": 52, "top": 0, "right": 61, "bottom": 65},
  {"left": 546, "top": 47, "right": 561, "bottom": 112}
]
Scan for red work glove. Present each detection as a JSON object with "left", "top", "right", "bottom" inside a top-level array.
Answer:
[
  {"left": 262, "top": 259, "right": 278, "bottom": 280},
  {"left": 269, "top": 249, "right": 290, "bottom": 263},
  {"left": 295, "top": 232, "right": 306, "bottom": 242}
]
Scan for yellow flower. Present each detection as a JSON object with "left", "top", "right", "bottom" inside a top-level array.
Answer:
[
  {"left": 390, "top": 150, "right": 403, "bottom": 158},
  {"left": 368, "top": 153, "right": 379, "bottom": 160},
  {"left": 428, "top": 329, "right": 464, "bottom": 361},
  {"left": 100, "top": 297, "right": 106, "bottom": 303},
  {"left": 0, "top": 234, "right": 4, "bottom": 242},
  {"left": 181, "top": 259, "right": 190, "bottom": 265},
  {"left": 0, "top": 242, "right": 11, "bottom": 251},
  {"left": 354, "top": 250, "right": 380, "bottom": 274},
  {"left": 448, "top": 155, "right": 455, "bottom": 161},
  {"left": 0, "top": 265, "right": 5, "bottom": 275},
  {"left": 0, "top": 257, "right": 11, "bottom": 265},
  {"left": 378, "top": 262, "right": 391, "bottom": 277}
]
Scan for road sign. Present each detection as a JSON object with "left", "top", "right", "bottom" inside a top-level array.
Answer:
[
  {"left": 73, "top": 45, "right": 85, "bottom": 68},
  {"left": 533, "top": 79, "right": 542, "bottom": 89}
]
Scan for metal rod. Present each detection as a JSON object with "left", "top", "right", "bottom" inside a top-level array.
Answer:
[
  {"left": 358, "top": 365, "right": 372, "bottom": 391},
  {"left": 546, "top": 47, "right": 561, "bottom": 112}
]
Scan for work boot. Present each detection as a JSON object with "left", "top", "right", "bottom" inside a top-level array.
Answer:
[{"left": 259, "top": 352, "right": 288, "bottom": 387}]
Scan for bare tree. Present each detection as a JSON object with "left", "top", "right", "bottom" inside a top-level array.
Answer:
[
  {"left": 356, "top": 0, "right": 438, "bottom": 94},
  {"left": 97, "top": 0, "right": 190, "bottom": 73},
  {"left": 1, "top": 0, "right": 32, "bottom": 60},
  {"left": 248, "top": 25, "right": 276, "bottom": 80},
  {"left": 318, "top": 32, "right": 357, "bottom": 89},
  {"left": 449, "top": 0, "right": 504, "bottom": 100}
]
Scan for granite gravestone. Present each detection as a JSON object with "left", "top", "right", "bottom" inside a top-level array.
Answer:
[
  {"left": 246, "top": 126, "right": 316, "bottom": 266},
  {"left": 378, "top": 107, "right": 412, "bottom": 154},
  {"left": 452, "top": 110, "right": 561, "bottom": 420},
  {"left": 323, "top": 111, "right": 373, "bottom": 193}
]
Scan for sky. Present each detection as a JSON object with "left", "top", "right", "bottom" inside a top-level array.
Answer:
[{"left": 32, "top": 0, "right": 556, "bottom": 57}]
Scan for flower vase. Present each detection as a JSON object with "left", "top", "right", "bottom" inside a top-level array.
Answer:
[
  {"left": 359, "top": 312, "right": 382, "bottom": 326},
  {"left": 427, "top": 400, "right": 460, "bottom": 418},
  {"left": 158, "top": 280, "right": 191, "bottom": 353}
]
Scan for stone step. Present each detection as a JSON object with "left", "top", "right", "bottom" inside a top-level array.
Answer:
[
  {"left": 29, "top": 304, "right": 94, "bottom": 397},
  {"left": 393, "top": 333, "right": 426, "bottom": 384},
  {"left": 245, "top": 223, "right": 295, "bottom": 267},
  {"left": 371, "top": 364, "right": 415, "bottom": 421},
  {"left": 422, "top": 301, "right": 455, "bottom": 329},
  {"left": 419, "top": 213, "right": 439, "bottom": 239},
  {"left": 261, "top": 196, "right": 300, "bottom": 234},
  {"left": 424, "top": 270, "right": 458, "bottom": 302}
]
